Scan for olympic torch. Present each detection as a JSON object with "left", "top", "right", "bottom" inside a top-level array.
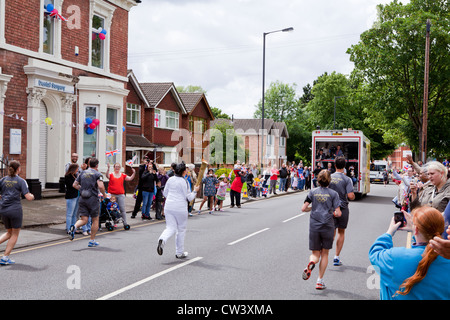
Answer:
[{"left": 190, "top": 160, "right": 208, "bottom": 206}]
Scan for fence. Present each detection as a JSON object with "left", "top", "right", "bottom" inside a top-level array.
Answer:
[{"left": 0, "top": 154, "right": 8, "bottom": 178}]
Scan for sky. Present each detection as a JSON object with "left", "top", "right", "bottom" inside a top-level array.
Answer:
[{"left": 128, "top": 0, "right": 401, "bottom": 119}]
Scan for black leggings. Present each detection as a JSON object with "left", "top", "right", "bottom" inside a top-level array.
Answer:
[{"left": 230, "top": 189, "right": 241, "bottom": 206}]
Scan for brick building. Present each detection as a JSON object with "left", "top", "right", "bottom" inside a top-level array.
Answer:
[
  {"left": 125, "top": 70, "right": 155, "bottom": 163},
  {"left": 0, "top": 0, "right": 139, "bottom": 198},
  {"left": 138, "top": 82, "right": 187, "bottom": 165},
  {"left": 388, "top": 145, "right": 413, "bottom": 170},
  {"left": 179, "top": 92, "right": 214, "bottom": 164},
  {"left": 211, "top": 118, "right": 289, "bottom": 168}
]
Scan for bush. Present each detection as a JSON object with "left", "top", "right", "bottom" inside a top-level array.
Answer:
[{"left": 215, "top": 168, "right": 235, "bottom": 181}]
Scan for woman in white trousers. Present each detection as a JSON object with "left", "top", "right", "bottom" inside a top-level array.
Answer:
[{"left": 157, "top": 163, "right": 199, "bottom": 259}]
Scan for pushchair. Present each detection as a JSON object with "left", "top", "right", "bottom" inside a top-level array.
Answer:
[{"left": 99, "top": 198, "right": 131, "bottom": 231}]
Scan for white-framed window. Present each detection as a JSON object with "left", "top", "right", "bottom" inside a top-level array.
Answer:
[
  {"left": 43, "top": 0, "right": 55, "bottom": 54},
  {"left": 126, "top": 103, "right": 140, "bottom": 125},
  {"left": 91, "top": 14, "right": 105, "bottom": 69},
  {"left": 280, "top": 136, "right": 286, "bottom": 147},
  {"left": 267, "top": 134, "right": 273, "bottom": 145},
  {"left": 155, "top": 109, "right": 179, "bottom": 130},
  {"left": 83, "top": 105, "right": 98, "bottom": 160},
  {"left": 89, "top": 0, "right": 115, "bottom": 71},
  {"left": 0, "top": 0, "right": 5, "bottom": 45},
  {"left": 165, "top": 110, "right": 179, "bottom": 130},
  {"left": 106, "top": 107, "right": 118, "bottom": 164},
  {"left": 154, "top": 109, "right": 161, "bottom": 127}
]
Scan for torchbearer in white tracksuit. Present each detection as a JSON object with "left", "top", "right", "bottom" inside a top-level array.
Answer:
[{"left": 157, "top": 163, "right": 200, "bottom": 259}]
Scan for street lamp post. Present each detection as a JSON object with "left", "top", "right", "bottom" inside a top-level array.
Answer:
[{"left": 260, "top": 27, "right": 293, "bottom": 170}]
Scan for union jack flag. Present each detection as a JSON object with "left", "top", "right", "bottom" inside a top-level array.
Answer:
[{"left": 106, "top": 149, "right": 120, "bottom": 157}]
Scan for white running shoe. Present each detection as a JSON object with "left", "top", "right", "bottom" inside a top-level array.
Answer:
[{"left": 175, "top": 252, "right": 189, "bottom": 259}]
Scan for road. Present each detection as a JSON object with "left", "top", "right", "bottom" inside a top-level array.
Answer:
[{"left": 0, "top": 183, "right": 407, "bottom": 301}]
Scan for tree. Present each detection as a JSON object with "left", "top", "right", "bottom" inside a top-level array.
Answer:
[
  {"left": 209, "top": 121, "right": 248, "bottom": 165},
  {"left": 253, "top": 81, "right": 312, "bottom": 163},
  {"left": 210, "top": 107, "right": 230, "bottom": 119},
  {"left": 305, "top": 72, "right": 358, "bottom": 130},
  {"left": 304, "top": 71, "right": 396, "bottom": 159},
  {"left": 253, "top": 81, "right": 299, "bottom": 123},
  {"left": 176, "top": 85, "right": 206, "bottom": 93},
  {"left": 299, "top": 83, "right": 315, "bottom": 107},
  {"left": 347, "top": 0, "right": 450, "bottom": 159}
]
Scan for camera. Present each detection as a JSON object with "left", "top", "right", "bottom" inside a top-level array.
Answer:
[{"left": 394, "top": 211, "right": 405, "bottom": 228}]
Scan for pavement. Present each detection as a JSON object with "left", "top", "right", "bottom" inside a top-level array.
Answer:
[{"left": 0, "top": 188, "right": 303, "bottom": 252}]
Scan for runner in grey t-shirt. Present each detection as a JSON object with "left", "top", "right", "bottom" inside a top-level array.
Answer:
[
  {"left": 301, "top": 169, "right": 341, "bottom": 290},
  {"left": 304, "top": 187, "right": 341, "bottom": 235},
  {"left": 328, "top": 157, "right": 356, "bottom": 266},
  {"left": 0, "top": 160, "right": 34, "bottom": 265},
  {"left": 69, "top": 158, "right": 107, "bottom": 247},
  {"left": 329, "top": 172, "right": 354, "bottom": 210}
]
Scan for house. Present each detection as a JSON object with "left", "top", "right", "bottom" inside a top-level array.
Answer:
[
  {"left": 211, "top": 118, "right": 289, "bottom": 168},
  {"left": 0, "top": 0, "right": 139, "bottom": 198},
  {"left": 388, "top": 146, "right": 413, "bottom": 170},
  {"left": 125, "top": 70, "right": 155, "bottom": 164},
  {"left": 139, "top": 82, "right": 187, "bottom": 165},
  {"left": 179, "top": 92, "right": 214, "bottom": 164}
]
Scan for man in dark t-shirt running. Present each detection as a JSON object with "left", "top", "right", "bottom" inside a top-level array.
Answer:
[
  {"left": 69, "top": 158, "right": 107, "bottom": 247},
  {"left": 329, "top": 157, "right": 355, "bottom": 266}
]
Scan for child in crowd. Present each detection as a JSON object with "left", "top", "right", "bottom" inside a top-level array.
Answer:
[
  {"left": 253, "top": 174, "right": 262, "bottom": 198},
  {"left": 154, "top": 181, "right": 164, "bottom": 220},
  {"left": 215, "top": 175, "right": 230, "bottom": 212},
  {"left": 260, "top": 174, "right": 268, "bottom": 198},
  {"left": 199, "top": 169, "right": 219, "bottom": 214},
  {"left": 107, "top": 195, "right": 121, "bottom": 226}
]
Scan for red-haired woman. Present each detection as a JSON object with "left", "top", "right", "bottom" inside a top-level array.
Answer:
[{"left": 369, "top": 206, "right": 450, "bottom": 299}]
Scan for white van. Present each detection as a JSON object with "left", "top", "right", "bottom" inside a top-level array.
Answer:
[{"left": 370, "top": 160, "right": 388, "bottom": 183}]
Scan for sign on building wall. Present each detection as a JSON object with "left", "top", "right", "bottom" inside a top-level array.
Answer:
[
  {"left": 35, "top": 79, "right": 75, "bottom": 94},
  {"left": 10, "top": 128, "right": 21, "bottom": 154}
]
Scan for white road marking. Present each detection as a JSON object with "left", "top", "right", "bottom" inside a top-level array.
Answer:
[
  {"left": 97, "top": 256, "right": 203, "bottom": 300},
  {"left": 282, "top": 212, "right": 306, "bottom": 223},
  {"left": 227, "top": 228, "right": 270, "bottom": 246}
]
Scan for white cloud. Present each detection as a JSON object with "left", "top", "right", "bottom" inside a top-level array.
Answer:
[{"left": 128, "top": 0, "right": 409, "bottom": 119}]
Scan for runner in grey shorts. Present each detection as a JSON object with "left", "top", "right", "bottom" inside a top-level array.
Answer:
[
  {"left": 0, "top": 160, "right": 35, "bottom": 265},
  {"left": 329, "top": 157, "right": 355, "bottom": 266},
  {"left": 301, "top": 170, "right": 341, "bottom": 290},
  {"left": 69, "top": 158, "right": 107, "bottom": 247}
]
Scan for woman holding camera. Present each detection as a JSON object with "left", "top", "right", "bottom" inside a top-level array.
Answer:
[
  {"left": 157, "top": 162, "right": 199, "bottom": 259},
  {"left": 369, "top": 206, "right": 450, "bottom": 299}
]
